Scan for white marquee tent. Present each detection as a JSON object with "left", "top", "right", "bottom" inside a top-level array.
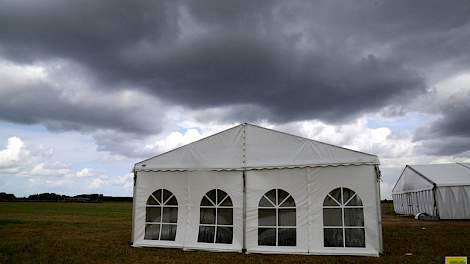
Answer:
[
  {"left": 131, "top": 123, "right": 383, "bottom": 256},
  {"left": 392, "top": 163, "right": 470, "bottom": 219}
]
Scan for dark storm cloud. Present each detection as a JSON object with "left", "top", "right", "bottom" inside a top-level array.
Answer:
[
  {"left": 0, "top": 78, "right": 164, "bottom": 135},
  {"left": 1, "top": 0, "right": 470, "bottom": 129},
  {"left": 414, "top": 98, "right": 470, "bottom": 156}
]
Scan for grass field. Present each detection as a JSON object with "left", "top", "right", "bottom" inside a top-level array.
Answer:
[{"left": 0, "top": 202, "right": 469, "bottom": 264}]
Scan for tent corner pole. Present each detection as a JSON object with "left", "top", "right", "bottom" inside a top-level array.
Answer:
[
  {"left": 130, "top": 168, "right": 137, "bottom": 245},
  {"left": 375, "top": 165, "right": 384, "bottom": 255},
  {"left": 432, "top": 184, "right": 439, "bottom": 218},
  {"left": 242, "top": 169, "right": 247, "bottom": 253}
]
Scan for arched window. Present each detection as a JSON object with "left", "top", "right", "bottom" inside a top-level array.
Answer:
[
  {"left": 145, "top": 189, "right": 178, "bottom": 241},
  {"left": 258, "top": 189, "right": 296, "bottom": 246},
  {"left": 323, "top": 187, "right": 365, "bottom": 247},
  {"left": 198, "top": 189, "right": 233, "bottom": 244}
]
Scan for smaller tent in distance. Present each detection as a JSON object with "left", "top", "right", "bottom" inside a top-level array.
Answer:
[{"left": 392, "top": 163, "right": 470, "bottom": 219}]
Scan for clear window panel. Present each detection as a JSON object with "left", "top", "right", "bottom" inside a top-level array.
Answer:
[
  {"left": 344, "top": 208, "right": 364, "bottom": 226},
  {"left": 346, "top": 195, "right": 363, "bottom": 206},
  {"left": 323, "top": 195, "right": 339, "bottom": 206},
  {"left": 259, "top": 196, "right": 274, "bottom": 207},
  {"left": 160, "top": 224, "right": 177, "bottom": 241},
  {"left": 258, "top": 209, "right": 276, "bottom": 226},
  {"left": 166, "top": 196, "right": 177, "bottom": 205},
  {"left": 219, "top": 196, "right": 233, "bottom": 206},
  {"left": 280, "top": 196, "right": 295, "bottom": 207},
  {"left": 162, "top": 207, "right": 178, "bottom": 223},
  {"left": 162, "top": 189, "right": 172, "bottom": 203},
  {"left": 147, "top": 195, "right": 159, "bottom": 205},
  {"left": 345, "top": 228, "right": 365, "bottom": 247},
  {"left": 201, "top": 196, "right": 213, "bottom": 206},
  {"left": 217, "top": 189, "right": 227, "bottom": 204},
  {"left": 324, "top": 228, "right": 343, "bottom": 247},
  {"left": 217, "top": 208, "right": 233, "bottom": 225},
  {"left": 200, "top": 208, "right": 216, "bottom": 224},
  {"left": 144, "top": 224, "right": 160, "bottom": 240},
  {"left": 146, "top": 207, "right": 161, "bottom": 222},
  {"left": 216, "top": 227, "right": 233, "bottom": 244},
  {"left": 207, "top": 190, "right": 217, "bottom": 205},
  {"left": 198, "top": 225, "right": 215, "bottom": 243},
  {"left": 342, "top": 188, "right": 355, "bottom": 204},
  {"left": 328, "top": 188, "right": 342, "bottom": 205},
  {"left": 153, "top": 190, "right": 162, "bottom": 203},
  {"left": 278, "top": 189, "right": 289, "bottom": 204},
  {"left": 265, "top": 189, "right": 277, "bottom": 205},
  {"left": 258, "top": 228, "right": 276, "bottom": 246},
  {"left": 278, "top": 209, "right": 296, "bottom": 226},
  {"left": 323, "top": 208, "right": 343, "bottom": 226},
  {"left": 278, "top": 228, "right": 296, "bottom": 246}
]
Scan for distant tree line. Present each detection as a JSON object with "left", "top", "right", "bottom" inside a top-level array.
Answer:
[
  {"left": 0, "top": 192, "right": 16, "bottom": 200},
  {"left": 0, "top": 192, "right": 132, "bottom": 202}
]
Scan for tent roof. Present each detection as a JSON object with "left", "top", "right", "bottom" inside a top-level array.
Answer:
[
  {"left": 409, "top": 163, "right": 470, "bottom": 186},
  {"left": 135, "top": 123, "right": 379, "bottom": 171},
  {"left": 393, "top": 163, "right": 470, "bottom": 193}
]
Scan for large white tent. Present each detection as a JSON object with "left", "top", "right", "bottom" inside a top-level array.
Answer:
[
  {"left": 131, "top": 123, "right": 383, "bottom": 256},
  {"left": 392, "top": 163, "right": 470, "bottom": 219}
]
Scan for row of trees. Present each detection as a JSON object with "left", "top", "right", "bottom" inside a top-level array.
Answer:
[{"left": 0, "top": 192, "right": 132, "bottom": 202}]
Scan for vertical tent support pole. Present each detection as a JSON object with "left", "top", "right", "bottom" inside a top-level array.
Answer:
[
  {"left": 375, "top": 165, "right": 384, "bottom": 254},
  {"left": 242, "top": 169, "right": 247, "bottom": 253},
  {"left": 432, "top": 184, "right": 439, "bottom": 218},
  {"left": 131, "top": 168, "right": 137, "bottom": 245},
  {"left": 242, "top": 123, "right": 247, "bottom": 253}
]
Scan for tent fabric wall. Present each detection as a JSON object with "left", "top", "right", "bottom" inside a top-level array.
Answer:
[
  {"left": 245, "top": 168, "right": 309, "bottom": 254},
  {"left": 133, "top": 165, "right": 381, "bottom": 256},
  {"left": 392, "top": 190, "right": 435, "bottom": 216},
  {"left": 436, "top": 186, "right": 470, "bottom": 219},
  {"left": 133, "top": 170, "right": 243, "bottom": 251},
  {"left": 245, "top": 165, "right": 380, "bottom": 256},
  {"left": 307, "top": 165, "right": 380, "bottom": 256}
]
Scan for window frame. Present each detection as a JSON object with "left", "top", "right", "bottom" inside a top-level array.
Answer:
[
  {"left": 145, "top": 189, "right": 178, "bottom": 241},
  {"left": 198, "top": 189, "right": 234, "bottom": 244},
  {"left": 323, "top": 187, "right": 365, "bottom": 248},
  {"left": 258, "top": 188, "right": 296, "bottom": 247}
]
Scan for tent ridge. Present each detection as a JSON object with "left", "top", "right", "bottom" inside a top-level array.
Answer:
[{"left": 457, "top": 162, "right": 470, "bottom": 171}]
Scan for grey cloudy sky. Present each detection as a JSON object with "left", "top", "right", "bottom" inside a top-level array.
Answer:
[{"left": 1, "top": 0, "right": 469, "bottom": 198}]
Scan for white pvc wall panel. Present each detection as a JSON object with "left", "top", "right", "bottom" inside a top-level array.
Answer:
[
  {"left": 245, "top": 168, "right": 309, "bottom": 254},
  {"left": 307, "top": 165, "right": 380, "bottom": 256},
  {"left": 185, "top": 170, "right": 243, "bottom": 251},
  {"left": 245, "top": 166, "right": 380, "bottom": 256},
  {"left": 436, "top": 186, "right": 470, "bottom": 219},
  {"left": 133, "top": 170, "right": 243, "bottom": 250},
  {"left": 133, "top": 171, "right": 190, "bottom": 248},
  {"left": 393, "top": 190, "right": 435, "bottom": 216}
]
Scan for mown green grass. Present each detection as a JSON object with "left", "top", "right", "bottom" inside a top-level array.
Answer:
[{"left": 0, "top": 202, "right": 468, "bottom": 263}]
